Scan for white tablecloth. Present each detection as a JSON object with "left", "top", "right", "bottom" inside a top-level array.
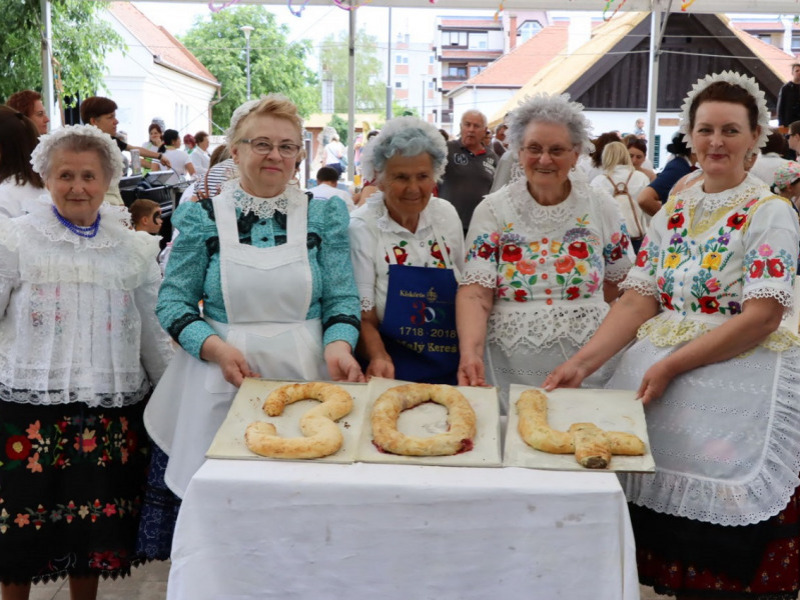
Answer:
[{"left": 168, "top": 460, "right": 639, "bottom": 600}]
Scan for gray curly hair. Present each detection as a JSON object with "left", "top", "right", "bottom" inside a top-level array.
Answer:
[
  {"left": 505, "top": 93, "right": 593, "bottom": 156},
  {"left": 360, "top": 116, "right": 448, "bottom": 183}
]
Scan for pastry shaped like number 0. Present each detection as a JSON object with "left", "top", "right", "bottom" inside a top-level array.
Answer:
[
  {"left": 244, "top": 382, "right": 353, "bottom": 459},
  {"left": 371, "top": 383, "right": 477, "bottom": 456}
]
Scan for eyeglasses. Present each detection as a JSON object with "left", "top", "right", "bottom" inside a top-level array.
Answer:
[
  {"left": 240, "top": 138, "right": 302, "bottom": 158},
  {"left": 152, "top": 212, "right": 162, "bottom": 223},
  {"left": 520, "top": 145, "right": 574, "bottom": 159}
]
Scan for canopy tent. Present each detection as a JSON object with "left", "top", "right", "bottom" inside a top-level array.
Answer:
[{"left": 38, "top": 0, "right": 798, "bottom": 175}]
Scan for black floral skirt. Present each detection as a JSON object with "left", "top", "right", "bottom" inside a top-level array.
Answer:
[{"left": 0, "top": 398, "right": 150, "bottom": 584}]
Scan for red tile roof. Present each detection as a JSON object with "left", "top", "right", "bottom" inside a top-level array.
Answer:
[
  {"left": 108, "top": 2, "right": 219, "bottom": 86},
  {"left": 729, "top": 21, "right": 797, "bottom": 81},
  {"left": 455, "top": 22, "right": 569, "bottom": 90}
]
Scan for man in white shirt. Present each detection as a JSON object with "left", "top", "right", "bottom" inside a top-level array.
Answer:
[{"left": 308, "top": 166, "right": 354, "bottom": 211}]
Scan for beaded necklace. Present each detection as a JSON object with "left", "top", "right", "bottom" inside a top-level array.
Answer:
[{"left": 51, "top": 205, "right": 101, "bottom": 238}]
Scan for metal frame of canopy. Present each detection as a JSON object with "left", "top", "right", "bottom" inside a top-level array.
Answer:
[{"left": 39, "top": 0, "right": 796, "bottom": 174}]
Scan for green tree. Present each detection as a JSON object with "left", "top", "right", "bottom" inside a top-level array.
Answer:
[
  {"left": 320, "top": 29, "right": 384, "bottom": 113},
  {"left": 180, "top": 6, "right": 318, "bottom": 133},
  {"left": 0, "top": 0, "right": 124, "bottom": 106},
  {"left": 328, "top": 114, "right": 348, "bottom": 146}
]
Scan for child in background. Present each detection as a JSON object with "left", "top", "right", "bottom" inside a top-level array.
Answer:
[{"left": 129, "top": 198, "right": 162, "bottom": 234}]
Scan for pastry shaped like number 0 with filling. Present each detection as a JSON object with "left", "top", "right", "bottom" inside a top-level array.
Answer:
[
  {"left": 516, "top": 389, "right": 645, "bottom": 469},
  {"left": 244, "top": 382, "right": 353, "bottom": 459},
  {"left": 371, "top": 383, "right": 477, "bottom": 456}
]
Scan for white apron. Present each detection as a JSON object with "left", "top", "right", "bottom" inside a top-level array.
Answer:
[{"left": 145, "top": 189, "right": 326, "bottom": 497}]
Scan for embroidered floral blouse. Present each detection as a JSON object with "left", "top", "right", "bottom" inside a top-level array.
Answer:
[
  {"left": 621, "top": 174, "right": 799, "bottom": 349},
  {"left": 157, "top": 184, "right": 361, "bottom": 359},
  {"left": 462, "top": 176, "right": 633, "bottom": 352},
  {"left": 349, "top": 193, "right": 465, "bottom": 321}
]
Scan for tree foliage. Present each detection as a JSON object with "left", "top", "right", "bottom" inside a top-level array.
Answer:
[
  {"left": 0, "top": 0, "right": 124, "bottom": 106},
  {"left": 320, "top": 29, "right": 385, "bottom": 114},
  {"left": 180, "top": 6, "right": 318, "bottom": 133}
]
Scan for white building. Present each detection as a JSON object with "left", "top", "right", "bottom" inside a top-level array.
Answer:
[{"left": 99, "top": 2, "right": 219, "bottom": 145}]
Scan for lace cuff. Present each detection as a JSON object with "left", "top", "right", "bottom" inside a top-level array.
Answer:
[
  {"left": 743, "top": 287, "right": 794, "bottom": 312},
  {"left": 605, "top": 260, "right": 632, "bottom": 283},
  {"left": 619, "top": 276, "right": 658, "bottom": 297},
  {"left": 360, "top": 297, "right": 375, "bottom": 313},
  {"left": 461, "top": 269, "right": 496, "bottom": 289}
]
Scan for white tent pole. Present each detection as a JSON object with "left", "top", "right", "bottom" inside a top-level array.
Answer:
[
  {"left": 348, "top": 4, "right": 356, "bottom": 182},
  {"left": 646, "top": 0, "right": 672, "bottom": 166},
  {"left": 40, "top": 0, "right": 55, "bottom": 129}
]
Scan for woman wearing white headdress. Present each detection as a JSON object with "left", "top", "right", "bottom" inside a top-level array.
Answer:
[
  {"left": 0, "top": 125, "right": 173, "bottom": 597},
  {"left": 546, "top": 72, "right": 800, "bottom": 598}
]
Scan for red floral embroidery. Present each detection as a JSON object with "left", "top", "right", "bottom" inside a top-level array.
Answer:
[
  {"left": 477, "top": 243, "right": 494, "bottom": 259},
  {"left": 567, "top": 241, "right": 589, "bottom": 259},
  {"left": 392, "top": 246, "right": 408, "bottom": 265},
  {"left": 565, "top": 286, "right": 580, "bottom": 300},
  {"left": 660, "top": 293, "right": 674, "bottom": 310},
  {"left": 502, "top": 244, "right": 523, "bottom": 262},
  {"left": 698, "top": 296, "right": 720, "bottom": 314},
  {"left": 768, "top": 258, "right": 786, "bottom": 278},
  {"left": 513, "top": 289, "right": 527, "bottom": 302},
  {"left": 727, "top": 213, "right": 747, "bottom": 230},
  {"left": 749, "top": 260, "right": 765, "bottom": 278},
  {"left": 554, "top": 255, "right": 575, "bottom": 274},
  {"left": 667, "top": 213, "right": 684, "bottom": 230},
  {"left": 6, "top": 436, "right": 31, "bottom": 461},
  {"left": 609, "top": 246, "right": 623, "bottom": 261},
  {"left": 430, "top": 242, "right": 448, "bottom": 262},
  {"left": 620, "top": 234, "right": 630, "bottom": 249},
  {"left": 635, "top": 250, "right": 648, "bottom": 267}
]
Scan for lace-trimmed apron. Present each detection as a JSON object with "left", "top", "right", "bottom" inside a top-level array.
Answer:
[
  {"left": 145, "top": 190, "right": 325, "bottom": 498},
  {"left": 377, "top": 227, "right": 459, "bottom": 384}
]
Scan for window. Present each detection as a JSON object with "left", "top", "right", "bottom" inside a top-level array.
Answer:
[
  {"left": 395, "top": 81, "right": 403, "bottom": 88},
  {"left": 429, "top": 55, "right": 435, "bottom": 64},
  {"left": 395, "top": 55, "right": 403, "bottom": 64},
  {"left": 447, "top": 65, "right": 467, "bottom": 78},
  {"left": 445, "top": 31, "right": 467, "bottom": 46},
  {"left": 468, "top": 65, "right": 485, "bottom": 77},
  {"left": 469, "top": 33, "right": 488, "bottom": 50},
  {"left": 518, "top": 20, "right": 543, "bottom": 43},
  {"left": 793, "top": 34, "right": 800, "bottom": 53}
]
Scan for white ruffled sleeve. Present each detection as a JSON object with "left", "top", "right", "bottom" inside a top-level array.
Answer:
[
  {"left": 0, "top": 218, "right": 20, "bottom": 315},
  {"left": 742, "top": 197, "right": 800, "bottom": 312},
  {"left": 132, "top": 234, "right": 174, "bottom": 386},
  {"left": 348, "top": 207, "right": 379, "bottom": 312},
  {"left": 594, "top": 191, "right": 635, "bottom": 283},
  {"left": 461, "top": 193, "right": 500, "bottom": 289}
]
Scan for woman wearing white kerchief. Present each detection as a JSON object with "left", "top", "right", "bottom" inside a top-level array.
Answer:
[
  {"left": 349, "top": 116, "right": 465, "bottom": 384},
  {"left": 0, "top": 125, "right": 173, "bottom": 598},
  {"left": 145, "top": 95, "right": 363, "bottom": 504},
  {"left": 546, "top": 72, "right": 800, "bottom": 598}
]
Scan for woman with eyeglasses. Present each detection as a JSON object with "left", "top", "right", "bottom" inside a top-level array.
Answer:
[
  {"left": 139, "top": 95, "right": 363, "bottom": 558},
  {"left": 456, "top": 94, "right": 634, "bottom": 411}
]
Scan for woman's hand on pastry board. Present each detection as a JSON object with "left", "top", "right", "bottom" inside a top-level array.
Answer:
[
  {"left": 200, "top": 335, "right": 260, "bottom": 387},
  {"left": 366, "top": 354, "right": 395, "bottom": 380},
  {"left": 324, "top": 340, "right": 366, "bottom": 383},
  {"left": 636, "top": 360, "right": 676, "bottom": 405},
  {"left": 542, "top": 359, "right": 590, "bottom": 391},
  {"left": 457, "top": 352, "right": 486, "bottom": 387}
]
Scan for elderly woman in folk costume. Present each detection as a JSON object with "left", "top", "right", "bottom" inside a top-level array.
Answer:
[{"left": 547, "top": 72, "right": 800, "bottom": 599}]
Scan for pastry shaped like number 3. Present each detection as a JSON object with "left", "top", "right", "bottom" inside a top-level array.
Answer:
[
  {"left": 245, "top": 382, "right": 353, "bottom": 459},
  {"left": 516, "top": 390, "right": 645, "bottom": 469}
]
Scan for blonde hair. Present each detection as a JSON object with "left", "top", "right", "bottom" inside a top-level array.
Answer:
[
  {"left": 226, "top": 94, "right": 304, "bottom": 146},
  {"left": 601, "top": 141, "right": 633, "bottom": 172}
]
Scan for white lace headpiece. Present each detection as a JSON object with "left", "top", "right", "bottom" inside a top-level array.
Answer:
[
  {"left": 678, "top": 71, "right": 771, "bottom": 151},
  {"left": 30, "top": 124, "right": 124, "bottom": 187}
]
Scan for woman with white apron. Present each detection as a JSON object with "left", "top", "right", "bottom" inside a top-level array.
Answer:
[
  {"left": 138, "top": 95, "right": 363, "bottom": 560},
  {"left": 349, "top": 117, "right": 465, "bottom": 384}
]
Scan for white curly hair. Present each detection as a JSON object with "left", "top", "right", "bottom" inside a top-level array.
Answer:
[{"left": 30, "top": 124, "right": 123, "bottom": 186}]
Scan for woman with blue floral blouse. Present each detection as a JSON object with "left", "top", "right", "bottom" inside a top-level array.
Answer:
[
  {"left": 546, "top": 72, "right": 800, "bottom": 599},
  {"left": 456, "top": 93, "right": 633, "bottom": 412}
]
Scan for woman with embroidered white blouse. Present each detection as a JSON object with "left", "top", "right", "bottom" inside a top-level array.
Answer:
[
  {"left": 0, "top": 125, "right": 173, "bottom": 599},
  {"left": 349, "top": 116, "right": 465, "bottom": 384},
  {"left": 457, "top": 94, "right": 634, "bottom": 411},
  {"left": 546, "top": 72, "right": 800, "bottom": 599}
]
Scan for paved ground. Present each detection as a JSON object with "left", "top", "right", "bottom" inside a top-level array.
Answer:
[{"left": 30, "top": 560, "right": 663, "bottom": 599}]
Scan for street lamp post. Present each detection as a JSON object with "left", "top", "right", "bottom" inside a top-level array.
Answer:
[{"left": 241, "top": 25, "right": 255, "bottom": 100}]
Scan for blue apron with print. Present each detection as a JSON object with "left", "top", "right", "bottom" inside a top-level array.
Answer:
[{"left": 378, "top": 236, "right": 459, "bottom": 384}]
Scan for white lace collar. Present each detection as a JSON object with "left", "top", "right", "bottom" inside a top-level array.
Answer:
[
  {"left": 24, "top": 195, "right": 134, "bottom": 249},
  {"left": 505, "top": 176, "right": 582, "bottom": 234},
  {"left": 368, "top": 191, "right": 436, "bottom": 234},
  {"left": 232, "top": 183, "right": 292, "bottom": 220},
  {"left": 681, "top": 173, "right": 766, "bottom": 213}
]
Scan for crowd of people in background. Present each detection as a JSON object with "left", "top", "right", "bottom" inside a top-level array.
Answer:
[{"left": 4, "top": 69, "right": 800, "bottom": 600}]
